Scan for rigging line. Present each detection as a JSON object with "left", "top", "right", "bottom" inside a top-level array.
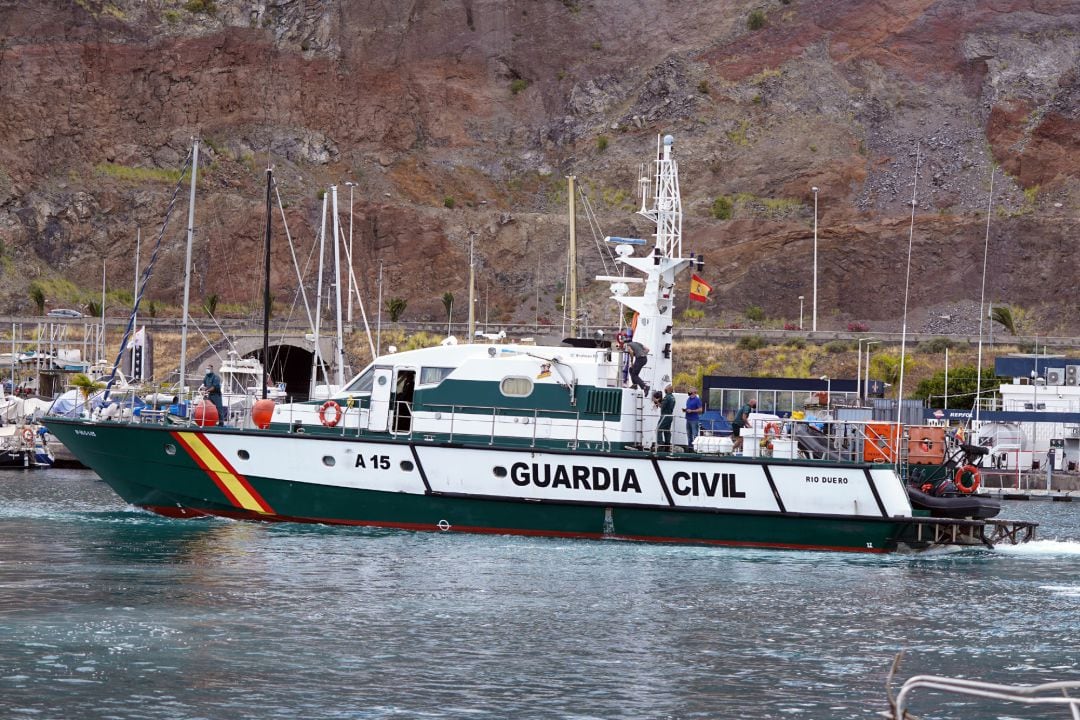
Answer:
[
  {"left": 973, "top": 167, "right": 996, "bottom": 426},
  {"left": 203, "top": 309, "right": 242, "bottom": 359},
  {"left": 577, "top": 190, "right": 615, "bottom": 276},
  {"left": 189, "top": 318, "right": 225, "bottom": 364},
  {"left": 336, "top": 222, "right": 376, "bottom": 360},
  {"left": 103, "top": 146, "right": 194, "bottom": 403},
  {"left": 895, "top": 142, "right": 921, "bottom": 427},
  {"left": 274, "top": 179, "right": 319, "bottom": 338}
]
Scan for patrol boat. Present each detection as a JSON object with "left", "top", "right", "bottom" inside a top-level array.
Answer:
[{"left": 43, "top": 135, "right": 1036, "bottom": 553}]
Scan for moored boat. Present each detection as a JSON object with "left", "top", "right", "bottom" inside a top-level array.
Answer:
[{"left": 43, "top": 135, "right": 1036, "bottom": 552}]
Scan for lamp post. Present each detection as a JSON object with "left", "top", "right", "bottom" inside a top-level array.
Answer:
[
  {"left": 820, "top": 375, "right": 830, "bottom": 411},
  {"left": 864, "top": 341, "right": 880, "bottom": 402},
  {"left": 857, "top": 338, "right": 875, "bottom": 403},
  {"left": 1031, "top": 368, "right": 1038, "bottom": 474},
  {"left": 344, "top": 181, "right": 356, "bottom": 326},
  {"left": 798, "top": 295, "right": 804, "bottom": 330},
  {"left": 811, "top": 186, "right": 819, "bottom": 333}
]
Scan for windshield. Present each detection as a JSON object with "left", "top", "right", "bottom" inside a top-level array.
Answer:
[{"left": 343, "top": 366, "right": 375, "bottom": 394}]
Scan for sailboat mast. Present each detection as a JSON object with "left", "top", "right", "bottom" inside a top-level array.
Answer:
[
  {"left": 309, "top": 193, "right": 327, "bottom": 398},
  {"left": 568, "top": 175, "right": 577, "bottom": 338},
  {"left": 467, "top": 232, "right": 476, "bottom": 343},
  {"left": 178, "top": 138, "right": 199, "bottom": 404},
  {"left": 331, "top": 186, "right": 345, "bottom": 388},
  {"left": 262, "top": 167, "right": 272, "bottom": 400},
  {"left": 131, "top": 228, "right": 140, "bottom": 378}
]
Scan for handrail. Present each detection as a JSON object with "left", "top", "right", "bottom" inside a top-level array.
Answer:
[{"left": 890, "top": 675, "right": 1080, "bottom": 719}]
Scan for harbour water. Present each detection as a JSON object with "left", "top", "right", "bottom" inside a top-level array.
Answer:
[{"left": 2, "top": 468, "right": 1078, "bottom": 720}]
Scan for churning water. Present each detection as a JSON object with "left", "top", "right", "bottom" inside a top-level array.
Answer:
[{"left": 2, "top": 468, "right": 1078, "bottom": 719}]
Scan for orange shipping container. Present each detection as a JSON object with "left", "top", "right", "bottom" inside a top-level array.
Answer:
[
  {"left": 907, "top": 426, "right": 946, "bottom": 465},
  {"left": 864, "top": 422, "right": 901, "bottom": 463}
]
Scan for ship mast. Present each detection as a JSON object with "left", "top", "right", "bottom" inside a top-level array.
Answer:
[{"left": 605, "top": 134, "right": 695, "bottom": 392}]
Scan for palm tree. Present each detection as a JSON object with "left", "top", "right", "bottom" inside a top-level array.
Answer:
[
  {"left": 70, "top": 373, "right": 105, "bottom": 415},
  {"left": 442, "top": 292, "right": 454, "bottom": 323},
  {"left": 386, "top": 297, "right": 407, "bottom": 323},
  {"left": 990, "top": 305, "right": 1016, "bottom": 335}
]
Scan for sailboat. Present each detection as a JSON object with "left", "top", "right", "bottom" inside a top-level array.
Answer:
[{"left": 43, "top": 135, "right": 1037, "bottom": 553}]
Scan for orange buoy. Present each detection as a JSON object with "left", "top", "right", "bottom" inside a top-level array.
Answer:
[
  {"left": 193, "top": 401, "right": 219, "bottom": 427},
  {"left": 252, "top": 398, "right": 275, "bottom": 429}
]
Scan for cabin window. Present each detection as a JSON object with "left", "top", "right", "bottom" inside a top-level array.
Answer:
[
  {"left": 344, "top": 367, "right": 375, "bottom": 393},
  {"left": 420, "top": 366, "right": 454, "bottom": 386},
  {"left": 500, "top": 376, "right": 534, "bottom": 397}
]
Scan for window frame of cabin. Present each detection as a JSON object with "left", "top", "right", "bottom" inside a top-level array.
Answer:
[
  {"left": 499, "top": 376, "right": 534, "bottom": 398},
  {"left": 419, "top": 366, "right": 454, "bottom": 387}
]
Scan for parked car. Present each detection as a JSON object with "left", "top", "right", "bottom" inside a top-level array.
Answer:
[{"left": 46, "top": 308, "right": 83, "bottom": 318}]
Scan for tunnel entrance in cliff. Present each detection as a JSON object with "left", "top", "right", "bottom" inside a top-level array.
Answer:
[{"left": 248, "top": 345, "right": 317, "bottom": 401}]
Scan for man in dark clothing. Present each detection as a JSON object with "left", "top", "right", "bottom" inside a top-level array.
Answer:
[
  {"left": 731, "top": 398, "right": 756, "bottom": 453},
  {"left": 201, "top": 364, "right": 225, "bottom": 426},
  {"left": 625, "top": 340, "right": 649, "bottom": 392},
  {"left": 657, "top": 384, "right": 675, "bottom": 451}
]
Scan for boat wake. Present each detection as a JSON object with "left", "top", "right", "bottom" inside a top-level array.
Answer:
[{"left": 993, "top": 539, "right": 1080, "bottom": 556}]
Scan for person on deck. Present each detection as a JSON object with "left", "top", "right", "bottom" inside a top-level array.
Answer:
[
  {"left": 731, "top": 398, "right": 756, "bottom": 453},
  {"left": 624, "top": 339, "right": 650, "bottom": 392},
  {"left": 201, "top": 364, "right": 225, "bottom": 427},
  {"left": 657, "top": 384, "right": 675, "bottom": 451},
  {"left": 684, "top": 388, "right": 703, "bottom": 450}
]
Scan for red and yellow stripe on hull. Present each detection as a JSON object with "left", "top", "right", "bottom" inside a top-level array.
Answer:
[{"left": 171, "top": 431, "right": 274, "bottom": 515}]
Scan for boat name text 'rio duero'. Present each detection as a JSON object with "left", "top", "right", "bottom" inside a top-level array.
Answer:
[{"left": 510, "top": 462, "right": 642, "bottom": 493}]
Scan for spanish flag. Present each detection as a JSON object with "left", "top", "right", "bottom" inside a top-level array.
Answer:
[{"left": 688, "top": 274, "right": 712, "bottom": 303}]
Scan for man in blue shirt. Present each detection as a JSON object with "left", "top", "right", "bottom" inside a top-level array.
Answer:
[
  {"left": 201, "top": 364, "right": 225, "bottom": 426},
  {"left": 684, "top": 388, "right": 703, "bottom": 450}
]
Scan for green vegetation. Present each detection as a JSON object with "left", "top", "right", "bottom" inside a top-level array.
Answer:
[
  {"left": 443, "top": 196, "right": 455, "bottom": 209},
  {"left": 70, "top": 373, "right": 105, "bottom": 412},
  {"left": 744, "top": 305, "right": 765, "bottom": 322},
  {"left": 442, "top": 292, "right": 454, "bottom": 322},
  {"left": 94, "top": 163, "right": 184, "bottom": 185},
  {"left": 596, "top": 135, "right": 609, "bottom": 152},
  {"left": 385, "top": 297, "right": 408, "bottom": 322},
  {"left": 591, "top": 41, "right": 602, "bottom": 50},
  {"left": 682, "top": 308, "right": 705, "bottom": 323},
  {"left": 747, "top": 10, "right": 766, "bottom": 31},
  {"left": 184, "top": 0, "right": 216, "bottom": 14},
  {"left": 29, "top": 284, "right": 46, "bottom": 315},
  {"left": 913, "top": 366, "right": 998, "bottom": 408},
  {"left": 711, "top": 195, "right": 733, "bottom": 220},
  {"left": 990, "top": 305, "right": 1016, "bottom": 335},
  {"left": 85, "top": 300, "right": 102, "bottom": 318},
  {"left": 204, "top": 293, "right": 219, "bottom": 316},
  {"left": 726, "top": 119, "right": 751, "bottom": 146},
  {"left": 824, "top": 340, "right": 849, "bottom": 354},
  {"left": 697, "top": 81, "right": 710, "bottom": 95},
  {"left": 737, "top": 335, "right": 765, "bottom": 351},
  {"left": 510, "top": 79, "right": 529, "bottom": 95},
  {"left": 918, "top": 337, "right": 958, "bottom": 354}
]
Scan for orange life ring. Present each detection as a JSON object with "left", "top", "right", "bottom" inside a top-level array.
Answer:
[
  {"left": 22, "top": 427, "right": 35, "bottom": 445},
  {"left": 319, "top": 400, "right": 343, "bottom": 428},
  {"left": 921, "top": 437, "right": 933, "bottom": 452},
  {"left": 764, "top": 422, "right": 781, "bottom": 436},
  {"left": 954, "top": 464, "right": 981, "bottom": 494}
]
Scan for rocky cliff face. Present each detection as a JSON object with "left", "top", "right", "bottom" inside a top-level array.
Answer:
[{"left": 0, "top": 0, "right": 1077, "bottom": 334}]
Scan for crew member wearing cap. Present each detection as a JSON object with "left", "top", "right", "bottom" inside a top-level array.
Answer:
[
  {"left": 201, "top": 363, "right": 225, "bottom": 426},
  {"left": 684, "top": 387, "right": 703, "bottom": 450}
]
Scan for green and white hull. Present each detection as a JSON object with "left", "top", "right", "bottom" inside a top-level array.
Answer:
[{"left": 45, "top": 417, "right": 918, "bottom": 553}]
